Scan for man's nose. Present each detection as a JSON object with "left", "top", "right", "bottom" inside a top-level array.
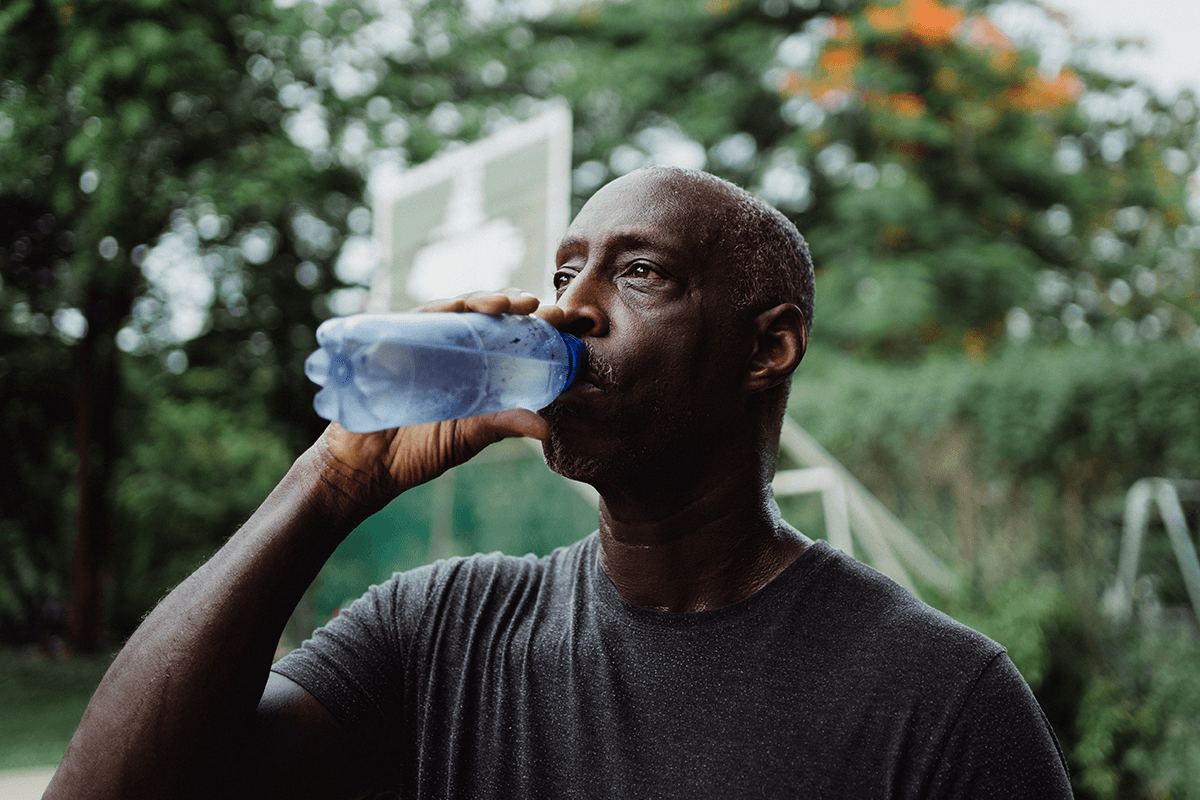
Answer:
[{"left": 555, "top": 268, "right": 609, "bottom": 338}]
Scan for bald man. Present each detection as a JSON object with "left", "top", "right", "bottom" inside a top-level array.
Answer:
[{"left": 48, "top": 168, "right": 1071, "bottom": 799}]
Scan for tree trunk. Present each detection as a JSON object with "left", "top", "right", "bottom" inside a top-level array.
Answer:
[{"left": 66, "top": 291, "right": 123, "bottom": 653}]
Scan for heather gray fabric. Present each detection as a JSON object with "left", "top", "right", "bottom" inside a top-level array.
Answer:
[{"left": 274, "top": 535, "right": 1071, "bottom": 798}]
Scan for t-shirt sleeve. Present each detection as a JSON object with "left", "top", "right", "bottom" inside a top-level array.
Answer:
[
  {"left": 271, "top": 565, "right": 433, "bottom": 742},
  {"left": 923, "top": 651, "right": 1073, "bottom": 799}
]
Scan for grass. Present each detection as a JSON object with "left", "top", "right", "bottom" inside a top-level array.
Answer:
[{"left": 0, "top": 647, "right": 114, "bottom": 770}]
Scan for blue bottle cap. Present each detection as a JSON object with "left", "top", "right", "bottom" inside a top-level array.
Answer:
[{"left": 558, "top": 331, "right": 587, "bottom": 388}]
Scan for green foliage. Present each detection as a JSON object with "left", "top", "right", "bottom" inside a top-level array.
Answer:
[
  {"left": 0, "top": 194, "right": 79, "bottom": 640},
  {"left": 941, "top": 577, "right": 1068, "bottom": 691},
  {"left": 1073, "top": 629, "right": 1200, "bottom": 799},
  {"left": 110, "top": 377, "right": 293, "bottom": 634},
  {"left": 790, "top": 341, "right": 1200, "bottom": 490},
  {"left": 966, "top": 345, "right": 1200, "bottom": 479},
  {"left": 503, "top": 0, "right": 1199, "bottom": 355},
  {"left": 0, "top": 0, "right": 360, "bottom": 646}
]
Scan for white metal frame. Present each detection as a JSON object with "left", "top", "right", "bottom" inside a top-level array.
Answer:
[
  {"left": 1104, "top": 478, "right": 1200, "bottom": 622},
  {"left": 772, "top": 418, "right": 959, "bottom": 596}
]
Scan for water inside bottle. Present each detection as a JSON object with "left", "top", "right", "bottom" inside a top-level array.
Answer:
[{"left": 316, "top": 340, "right": 573, "bottom": 431}]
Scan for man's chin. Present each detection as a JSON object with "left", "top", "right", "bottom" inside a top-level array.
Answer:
[
  {"left": 538, "top": 403, "right": 619, "bottom": 487},
  {"left": 538, "top": 397, "right": 648, "bottom": 487},
  {"left": 540, "top": 429, "right": 605, "bottom": 485}
]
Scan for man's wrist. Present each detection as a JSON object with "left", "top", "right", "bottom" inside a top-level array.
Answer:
[{"left": 293, "top": 439, "right": 396, "bottom": 527}]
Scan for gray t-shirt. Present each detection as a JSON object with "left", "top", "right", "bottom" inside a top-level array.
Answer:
[{"left": 274, "top": 534, "right": 1071, "bottom": 798}]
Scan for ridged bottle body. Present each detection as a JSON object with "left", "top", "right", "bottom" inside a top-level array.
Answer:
[{"left": 305, "top": 313, "right": 585, "bottom": 433}]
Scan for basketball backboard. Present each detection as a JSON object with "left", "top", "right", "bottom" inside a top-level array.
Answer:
[{"left": 367, "top": 102, "right": 572, "bottom": 311}]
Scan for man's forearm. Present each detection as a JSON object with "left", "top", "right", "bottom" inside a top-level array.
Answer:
[
  {"left": 45, "top": 441, "right": 381, "bottom": 799},
  {"left": 45, "top": 296, "right": 552, "bottom": 799}
]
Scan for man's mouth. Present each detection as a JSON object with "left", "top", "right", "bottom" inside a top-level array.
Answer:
[
  {"left": 580, "top": 351, "right": 618, "bottom": 392},
  {"left": 544, "top": 352, "right": 615, "bottom": 415},
  {"left": 578, "top": 371, "right": 607, "bottom": 392}
]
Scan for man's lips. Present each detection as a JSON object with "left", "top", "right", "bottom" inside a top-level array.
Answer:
[
  {"left": 551, "top": 370, "right": 607, "bottom": 407},
  {"left": 578, "top": 371, "right": 607, "bottom": 391},
  {"left": 560, "top": 376, "right": 603, "bottom": 398},
  {"left": 579, "top": 349, "right": 618, "bottom": 393},
  {"left": 556, "top": 347, "right": 617, "bottom": 400}
]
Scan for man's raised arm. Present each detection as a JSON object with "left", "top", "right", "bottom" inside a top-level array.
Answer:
[{"left": 44, "top": 292, "right": 553, "bottom": 800}]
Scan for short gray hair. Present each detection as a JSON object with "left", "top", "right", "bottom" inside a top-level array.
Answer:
[{"left": 649, "top": 166, "right": 815, "bottom": 335}]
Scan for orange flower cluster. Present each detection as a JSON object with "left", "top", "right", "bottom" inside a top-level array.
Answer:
[
  {"left": 960, "top": 16, "right": 1016, "bottom": 69},
  {"left": 1005, "top": 69, "right": 1084, "bottom": 112},
  {"left": 864, "top": 0, "right": 963, "bottom": 45},
  {"left": 779, "top": 0, "right": 1081, "bottom": 117},
  {"left": 776, "top": 17, "right": 861, "bottom": 109},
  {"left": 807, "top": 43, "right": 861, "bottom": 109}
]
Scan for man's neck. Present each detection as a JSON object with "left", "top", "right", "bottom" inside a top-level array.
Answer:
[{"left": 595, "top": 476, "right": 810, "bottom": 613}]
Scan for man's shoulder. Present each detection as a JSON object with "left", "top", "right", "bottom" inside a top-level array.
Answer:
[
  {"left": 375, "top": 532, "right": 597, "bottom": 615},
  {"left": 797, "top": 547, "right": 1071, "bottom": 795},
  {"left": 800, "top": 543, "right": 1004, "bottom": 671},
  {"left": 419, "top": 532, "right": 596, "bottom": 585}
]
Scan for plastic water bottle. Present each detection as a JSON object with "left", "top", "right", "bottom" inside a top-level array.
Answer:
[{"left": 304, "top": 312, "right": 587, "bottom": 432}]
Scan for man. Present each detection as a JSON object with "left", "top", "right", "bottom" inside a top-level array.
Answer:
[{"left": 47, "top": 167, "right": 1072, "bottom": 799}]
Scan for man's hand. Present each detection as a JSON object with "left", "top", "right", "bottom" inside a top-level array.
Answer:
[{"left": 312, "top": 289, "right": 566, "bottom": 515}]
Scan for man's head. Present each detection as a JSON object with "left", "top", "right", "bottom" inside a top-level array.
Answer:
[
  {"left": 540, "top": 167, "right": 814, "bottom": 495},
  {"left": 656, "top": 168, "right": 814, "bottom": 338}
]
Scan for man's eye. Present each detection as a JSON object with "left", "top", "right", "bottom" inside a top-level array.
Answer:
[
  {"left": 553, "top": 271, "right": 573, "bottom": 290},
  {"left": 627, "top": 263, "right": 655, "bottom": 279}
]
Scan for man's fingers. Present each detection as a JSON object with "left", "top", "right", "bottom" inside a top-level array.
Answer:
[
  {"left": 532, "top": 305, "right": 566, "bottom": 329},
  {"left": 494, "top": 289, "right": 541, "bottom": 315},
  {"left": 480, "top": 408, "right": 551, "bottom": 442},
  {"left": 412, "top": 298, "right": 462, "bottom": 313},
  {"left": 413, "top": 289, "right": 541, "bottom": 316},
  {"left": 318, "top": 408, "right": 549, "bottom": 504}
]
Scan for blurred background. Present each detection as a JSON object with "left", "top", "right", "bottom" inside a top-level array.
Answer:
[{"left": 2, "top": 0, "right": 1199, "bottom": 796}]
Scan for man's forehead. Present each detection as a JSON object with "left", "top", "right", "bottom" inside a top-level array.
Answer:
[{"left": 566, "top": 169, "right": 730, "bottom": 243}]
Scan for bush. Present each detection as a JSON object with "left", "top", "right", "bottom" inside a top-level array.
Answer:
[
  {"left": 790, "top": 340, "right": 1200, "bottom": 486},
  {"left": 1074, "top": 626, "right": 1200, "bottom": 799}
]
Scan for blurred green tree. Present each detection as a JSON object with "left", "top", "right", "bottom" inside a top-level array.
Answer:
[{"left": 0, "top": 0, "right": 358, "bottom": 650}]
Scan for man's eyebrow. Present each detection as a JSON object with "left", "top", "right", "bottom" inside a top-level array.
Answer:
[
  {"left": 555, "top": 232, "right": 686, "bottom": 260},
  {"left": 556, "top": 235, "right": 586, "bottom": 258}
]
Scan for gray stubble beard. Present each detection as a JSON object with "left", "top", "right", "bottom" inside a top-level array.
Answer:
[{"left": 538, "top": 404, "right": 608, "bottom": 486}]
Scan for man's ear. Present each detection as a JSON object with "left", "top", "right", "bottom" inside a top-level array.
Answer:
[{"left": 744, "top": 303, "right": 806, "bottom": 394}]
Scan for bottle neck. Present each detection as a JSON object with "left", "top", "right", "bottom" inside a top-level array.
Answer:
[{"left": 559, "top": 331, "right": 587, "bottom": 387}]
